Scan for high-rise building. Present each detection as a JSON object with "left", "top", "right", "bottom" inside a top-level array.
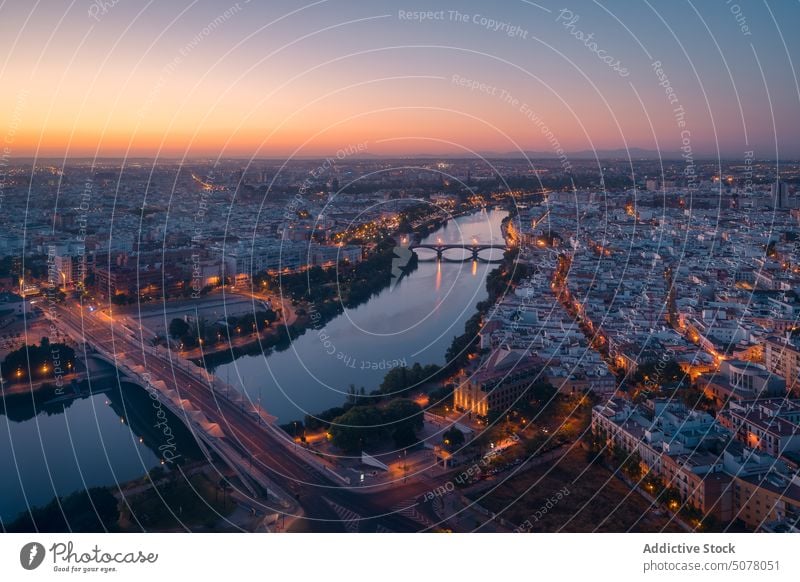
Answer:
[
  {"left": 51, "top": 243, "right": 86, "bottom": 288},
  {"left": 772, "top": 181, "right": 789, "bottom": 209}
]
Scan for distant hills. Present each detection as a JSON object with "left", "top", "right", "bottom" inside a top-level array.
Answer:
[
  {"left": 481, "top": 148, "right": 672, "bottom": 160},
  {"left": 24, "top": 148, "right": 787, "bottom": 163},
  {"left": 304, "top": 148, "right": 751, "bottom": 161}
]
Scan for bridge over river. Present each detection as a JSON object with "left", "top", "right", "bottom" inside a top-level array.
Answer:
[{"left": 408, "top": 243, "right": 507, "bottom": 262}]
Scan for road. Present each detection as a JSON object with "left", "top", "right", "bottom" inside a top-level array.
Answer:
[{"left": 51, "top": 302, "right": 439, "bottom": 532}]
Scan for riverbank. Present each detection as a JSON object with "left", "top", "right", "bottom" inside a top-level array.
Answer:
[
  {"left": 197, "top": 239, "right": 419, "bottom": 370},
  {"left": 0, "top": 372, "right": 84, "bottom": 397},
  {"left": 0, "top": 378, "right": 107, "bottom": 421},
  {"left": 443, "top": 217, "right": 527, "bottom": 373},
  {"left": 192, "top": 204, "right": 499, "bottom": 371}
]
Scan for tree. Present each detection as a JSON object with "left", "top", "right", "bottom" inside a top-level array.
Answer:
[
  {"left": 168, "top": 318, "right": 190, "bottom": 339},
  {"left": 444, "top": 312, "right": 482, "bottom": 370},
  {"left": 382, "top": 399, "right": 423, "bottom": 427},
  {"left": 1, "top": 339, "right": 75, "bottom": 383},
  {"left": 110, "top": 293, "right": 130, "bottom": 305},
  {"left": 634, "top": 359, "right": 684, "bottom": 387},
  {"left": 623, "top": 451, "right": 643, "bottom": 480},
  {"left": 328, "top": 406, "right": 384, "bottom": 453},
  {"left": 529, "top": 380, "right": 557, "bottom": 403},
  {"left": 391, "top": 423, "right": 418, "bottom": 448},
  {"left": 383, "top": 399, "right": 424, "bottom": 447},
  {"left": 304, "top": 406, "right": 346, "bottom": 431},
  {"left": 345, "top": 384, "right": 367, "bottom": 406},
  {"left": 443, "top": 426, "right": 465, "bottom": 448},
  {"left": 766, "top": 240, "right": 777, "bottom": 258},
  {"left": 328, "top": 399, "right": 424, "bottom": 452},
  {"left": 180, "top": 334, "right": 197, "bottom": 349},
  {"left": 379, "top": 364, "right": 440, "bottom": 395},
  {"left": 196, "top": 317, "right": 209, "bottom": 342},
  {"left": 428, "top": 383, "right": 454, "bottom": 406},
  {"left": 263, "top": 309, "right": 278, "bottom": 327}
]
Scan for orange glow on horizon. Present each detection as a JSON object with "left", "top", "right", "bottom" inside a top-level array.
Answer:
[{"left": 1, "top": 77, "right": 639, "bottom": 158}]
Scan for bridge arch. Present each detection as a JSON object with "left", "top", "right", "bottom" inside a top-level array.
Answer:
[{"left": 408, "top": 243, "right": 506, "bottom": 263}]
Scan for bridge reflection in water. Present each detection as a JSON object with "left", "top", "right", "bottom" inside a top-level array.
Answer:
[{"left": 408, "top": 243, "right": 506, "bottom": 263}]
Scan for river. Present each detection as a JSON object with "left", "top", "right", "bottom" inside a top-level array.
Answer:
[
  {"left": 214, "top": 208, "right": 508, "bottom": 422},
  {"left": 0, "top": 378, "right": 200, "bottom": 523}
]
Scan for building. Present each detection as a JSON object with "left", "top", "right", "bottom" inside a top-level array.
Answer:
[
  {"left": 591, "top": 397, "right": 666, "bottom": 475},
  {"left": 592, "top": 398, "right": 732, "bottom": 520},
  {"left": 93, "top": 262, "right": 171, "bottom": 300},
  {"left": 453, "top": 348, "right": 542, "bottom": 418},
  {"left": 222, "top": 241, "right": 301, "bottom": 283},
  {"left": 592, "top": 396, "right": 800, "bottom": 528},
  {"left": 222, "top": 241, "right": 362, "bottom": 284},
  {"left": 46, "top": 243, "right": 87, "bottom": 288},
  {"left": 763, "top": 335, "right": 800, "bottom": 394},
  {"left": 592, "top": 398, "right": 728, "bottom": 474},
  {"left": 698, "top": 359, "right": 786, "bottom": 408},
  {"left": 660, "top": 452, "right": 733, "bottom": 522},
  {"left": 309, "top": 243, "right": 361, "bottom": 267},
  {"left": 724, "top": 446, "right": 800, "bottom": 530},
  {"left": 717, "top": 399, "right": 800, "bottom": 457},
  {"left": 92, "top": 251, "right": 191, "bottom": 299},
  {"left": 772, "top": 181, "right": 789, "bottom": 209}
]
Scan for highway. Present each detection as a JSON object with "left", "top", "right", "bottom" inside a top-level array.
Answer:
[{"left": 50, "top": 302, "right": 439, "bottom": 533}]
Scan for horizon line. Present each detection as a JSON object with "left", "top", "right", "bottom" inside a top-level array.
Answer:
[{"left": 5, "top": 154, "right": 794, "bottom": 163}]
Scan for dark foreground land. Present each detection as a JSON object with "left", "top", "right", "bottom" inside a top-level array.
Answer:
[{"left": 472, "top": 448, "right": 685, "bottom": 533}]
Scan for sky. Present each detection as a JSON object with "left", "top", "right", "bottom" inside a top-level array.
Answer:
[{"left": 0, "top": 0, "right": 798, "bottom": 159}]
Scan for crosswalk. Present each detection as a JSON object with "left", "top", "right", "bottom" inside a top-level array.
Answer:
[
  {"left": 325, "top": 499, "right": 361, "bottom": 533},
  {"left": 324, "top": 497, "right": 437, "bottom": 533},
  {"left": 390, "top": 498, "right": 435, "bottom": 528}
]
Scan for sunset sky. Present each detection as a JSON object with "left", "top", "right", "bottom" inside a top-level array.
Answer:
[{"left": 1, "top": 0, "right": 798, "bottom": 159}]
